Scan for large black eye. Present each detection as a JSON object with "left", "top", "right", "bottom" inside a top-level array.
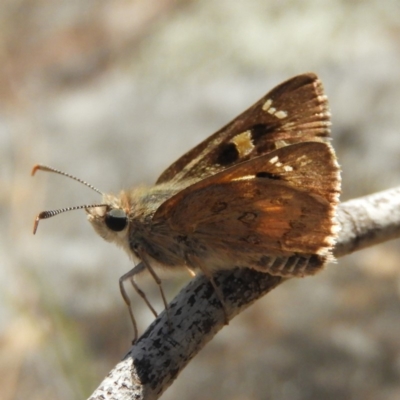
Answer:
[{"left": 105, "top": 209, "right": 128, "bottom": 232}]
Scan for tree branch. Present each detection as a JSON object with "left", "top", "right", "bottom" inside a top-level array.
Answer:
[{"left": 88, "top": 186, "right": 400, "bottom": 400}]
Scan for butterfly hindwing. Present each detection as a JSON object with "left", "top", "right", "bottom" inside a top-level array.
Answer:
[
  {"left": 156, "top": 73, "right": 330, "bottom": 185},
  {"left": 152, "top": 142, "right": 340, "bottom": 277}
]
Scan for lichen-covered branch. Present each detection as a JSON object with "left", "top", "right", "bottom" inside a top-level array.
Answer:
[
  {"left": 334, "top": 187, "right": 400, "bottom": 257},
  {"left": 88, "top": 186, "right": 400, "bottom": 400}
]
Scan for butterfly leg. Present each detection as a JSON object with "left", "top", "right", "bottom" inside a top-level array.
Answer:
[
  {"left": 186, "top": 253, "right": 230, "bottom": 325},
  {"left": 119, "top": 262, "right": 158, "bottom": 343},
  {"left": 129, "top": 268, "right": 159, "bottom": 318},
  {"left": 136, "top": 247, "right": 171, "bottom": 328}
]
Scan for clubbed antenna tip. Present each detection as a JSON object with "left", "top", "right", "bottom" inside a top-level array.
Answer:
[{"left": 32, "top": 164, "right": 108, "bottom": 233}]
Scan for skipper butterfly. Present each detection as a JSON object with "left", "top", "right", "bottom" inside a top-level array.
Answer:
[{"left": 33, "top": 73, "right": 341, "bottom": 341}]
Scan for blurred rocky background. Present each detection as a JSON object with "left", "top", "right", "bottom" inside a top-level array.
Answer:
[{"left": 1, "top": 1, "right": 400, "bottom": 399}]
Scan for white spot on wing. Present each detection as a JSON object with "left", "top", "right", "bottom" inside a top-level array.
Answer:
[
  {"left": 275, "top": 110, "right": 288, "bottom": 119},
  {"left": 269, "top": 156, "right": 279, "bottom": 164},
  {"left": 262, "top": 99, "right": 273, "bottom": 111},
  {"left": 232, "top": 175, "right": 254, "bottom": 181},
  {"left": 262, "top": 99, "right": 287, "bottom": 119}
]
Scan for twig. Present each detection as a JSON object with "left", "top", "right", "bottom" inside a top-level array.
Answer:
[{"left": 88, "top": 186, "right": 400, "bottom": 400}]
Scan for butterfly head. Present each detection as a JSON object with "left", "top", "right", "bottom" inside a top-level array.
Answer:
[{"left": 86, "top": 192, "right": 131, "bottom": 247}]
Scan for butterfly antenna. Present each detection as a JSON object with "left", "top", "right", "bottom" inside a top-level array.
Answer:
[
  {"left": 31, "top": 164, "right": 103, "bottom": 195},
  {"left": 32, "top": 164, "right": 107, "bottom": 234},
  {"left": 33, "top": 204, "right": 108, "bottom": 234}
]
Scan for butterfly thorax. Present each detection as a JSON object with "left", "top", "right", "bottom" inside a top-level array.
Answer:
[{"left": 127, "top": 183, "right": 201, "bottom": 267}]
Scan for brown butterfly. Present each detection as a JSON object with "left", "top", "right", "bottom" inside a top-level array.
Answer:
[{"left": 33, "top": 73, "right": 341, "bottom": 341}]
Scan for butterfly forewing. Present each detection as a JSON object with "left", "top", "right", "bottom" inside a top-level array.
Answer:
[{"left": 156, "top": 73, "right": 330, "bottom": 185}]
